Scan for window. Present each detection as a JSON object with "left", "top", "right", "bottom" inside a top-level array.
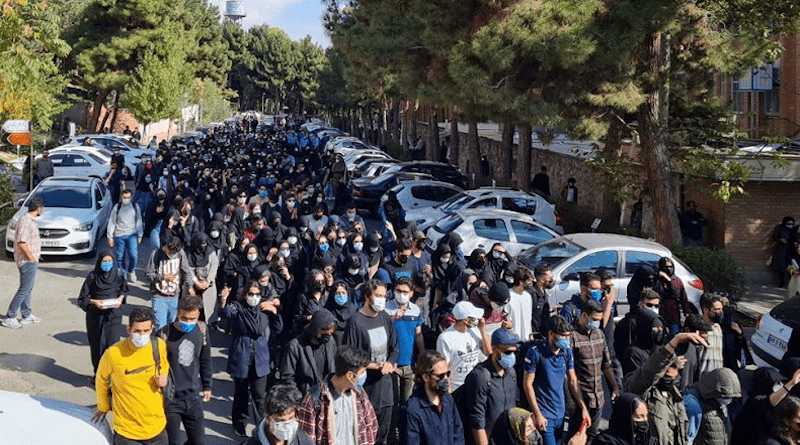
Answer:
[
  {"left": 510, "top": 220, "right": 553, "bottom": 245},
  {"left": 762, "top": 66, "right": 780, "bottom": 115},
  {"left": 49, "top": 154, "right": 66, "bottom": 166},
  {"left": 72, "top": 155, "right": 90, "bottom": 166},
  {"left": 473, "top": 218, "right": 510, "bottom": 241},
  {"left": 503, "top": 197, "right": 537, "bottom": 216},
  {"left": 87, "top": 152, "right": 107, "bottom": 164},
  {"left": 94, "top": 186, "right": 103, "bottom": 203},
  {"left": 467, "top": 198, "right": 497, "bottom": 209},
  {"left": 411, "top": 185, "right": 460, "bottom": 202},
  {"left": 564, "top": 250, "right": 618, "bottom": 278},
  {"left": 624, "top": 251, "right": 662, "bottom": 276},
  {"left": 732, "top": 78, "right": 744, "bottom": 113}
]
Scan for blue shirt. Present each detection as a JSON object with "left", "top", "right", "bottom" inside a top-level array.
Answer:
[
  {"left": 386, "top": 299, "right": 422, "bottom": 366},
  {"left": 523, "top": 339, "right": 574, "bottom": 421},
  {"left": 403, "top": 387, "right": 464, "bottom": 445}
]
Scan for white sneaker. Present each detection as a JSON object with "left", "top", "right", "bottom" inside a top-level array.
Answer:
[
  {"left": 127, "top": 272, "right": 136, "bottom": 283},
  {"left": 19, "top": 314, "right": 41, "bottom": 324},
  {"left": 2, "top": 317, "right": 22, "bottom": 329}
]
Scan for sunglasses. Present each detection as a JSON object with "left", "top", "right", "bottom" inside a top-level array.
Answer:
[
  {"left": 645, "top": 303, "right": 660, "bottom": 309},
  {"left": 430, "top": 371, "right": 451, "bottom": 380}
]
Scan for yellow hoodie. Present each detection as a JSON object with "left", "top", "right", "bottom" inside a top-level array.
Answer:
[{"left": 96, "top": 337, "right": 169, "bottom": 440}]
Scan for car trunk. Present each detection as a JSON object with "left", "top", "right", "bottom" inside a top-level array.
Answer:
[{"left": 771, "top": 299, "right": 800, "bottom": 358}]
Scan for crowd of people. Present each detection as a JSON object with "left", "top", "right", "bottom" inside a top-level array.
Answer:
[{"left": 7, "top": 117, "right": 800, "bottom": 445}]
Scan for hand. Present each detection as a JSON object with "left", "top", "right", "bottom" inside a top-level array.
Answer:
[
  {"left": 611, "top": 388, "right": 620, "bottom": 402},
  {"left": 167, "top": 218, "right": 175, "bottom": 229},
  {"left": 533, "top": 412, "right": 548, "bottom": 431},
  {"left": 676, "top": 355, "right": 687, "bottom": 369},
  {"left": 501, "top": 318, "right": 513, "bottom": 329},
  {"left": 669, "top": 332, "right": 708, "bottom": 348},
  {"left": 605, "top": 287, "right": 616, "bottom": 305},
  {"left": 156, "top": 205, "right": 164, "bottom": 213},
  {"left": 108, "top": 238, "right": 114, "bottom": 248},
  {"left": 180, "top": 215, "right": 188, "bottom": 227},
  {"left": 220, "top": 287, "right": 231, "bottom": 306},
  {"left": 731, "top": 322, "right": 742, "bottom": 335},
  {"left": 197, "top": 280, "right": 210, "bottom": 290},
  {"left": 477, "top": 317, "right": 486, "bottom": 331},
  {"left": 138, "top": 237, "right": 142, "bottom": 245},
  {"left": 92, "top": 410, "right": 107, "bottom": 424},
  {"left": 658, "top": 271, "right": 671, "bottom": 281},
  {"left": 790, "top": 368, "right": 800, "bottom": 388},
  {"left": 202, "top": 390, "right": 212, "bottom": 402},
  {"left": 155, "top": 373, "right": 168, "bottom": 388},
  {"left": 164, "top": 273, "right": 177, "bottom": 282},
  {"left": 260, "top": 301, "right": 278, "bottom": 314},
  {"left": 582, "top": 408, "right": 591, "bottom": 428},
  {"left": 116, "top": 296, "right": 124, "bottom": 308},
  {"left": 380, "top": 362, "right": 396, "bottom": 375},
  {"left": 423, "top": 264, "right": 432, "bottom": 275},
  {"left": 567, "top": 428, "right": 587, "bottom": 445},
  {"left": 93, "top": 300, "right": 105, "bottom": 310}
]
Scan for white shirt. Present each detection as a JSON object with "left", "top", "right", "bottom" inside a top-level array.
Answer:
[
  {"left": 507, "top": 288, "right": 534, "bottom": 341},
  {"left": 436, "top": 325, "right": 485, "bottom": 391}
]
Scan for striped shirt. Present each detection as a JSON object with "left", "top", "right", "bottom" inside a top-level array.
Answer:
[
  {"left": 570, "top": 326, "right": 612, "bottom": 409},
  {"left": 14, "top": 213, "right": 40, "bottom": 268},
  {"left": 698, "top": 323, "right": 723, "bottom": 377}
]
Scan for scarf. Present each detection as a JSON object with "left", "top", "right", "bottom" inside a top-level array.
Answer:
[{"left": 189, "top": 233, "right": 213, "bottom": 268}]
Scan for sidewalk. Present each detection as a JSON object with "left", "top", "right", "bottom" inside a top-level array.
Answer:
[{"left": 737, "top": 282, "right": 788, "bottom": 318}]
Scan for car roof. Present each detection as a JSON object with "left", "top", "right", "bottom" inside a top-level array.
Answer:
[
  {"left": 39, "top": 176, "right": 96, "bottom": 187},
  {"left": 397, "top": 179, "right": 461, "bottom": 188},
  {"left": 559, "top": 233, "right": 670, "bottom": 252},
  {"left": 394, "top": 161, "right": 455, "bottom": 168}
]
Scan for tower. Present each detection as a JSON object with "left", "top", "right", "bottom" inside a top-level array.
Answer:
[{"left": 224, "top": 0, "right": 245, "bottom": 24}]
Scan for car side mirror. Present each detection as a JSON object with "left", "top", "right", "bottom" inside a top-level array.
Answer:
[
  {"left": 563, "top": 272, "right": 579, "bottom": 282},
  {"left": 96, "top": 201, "right": 103, "bottom": 210},
  {"left": 17, "top": 198, "right": 25, "bottom": 207}
]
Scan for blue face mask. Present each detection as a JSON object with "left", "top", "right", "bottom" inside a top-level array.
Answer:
[
  {"left": 100, "top": 261, "right": 113, "bottom": 272},
  {"left": 555, "top": 337, "right": 571, "bottom": 351},
  {"left": 259, "top": 190, "right": 267, "bottom": 197},
  {"left": 179, "top": 321, "right": 197, "bottom": 332},
  {"left": 590, "top": 289, "right": 603, "bottom": 301},
  {"left": 499, "top": 352, "right": 516, "bottom": 370},
  {"left": 587, "top": 320, "right": 601, "bottom": 331},
  {"left": 335, "top": 293, "right": 349, "bottom": 306},
  {"left": 355, "top": 371, "right": 367, "bottom": 388},
  {"left": 319, "top": 243, "right": 329, "bottom": 253}
]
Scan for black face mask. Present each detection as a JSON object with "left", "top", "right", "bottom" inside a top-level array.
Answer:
[
  {"left": 710, "top": 312, "right": 723, "bottom": 324},
  {"left": 652, "top": 329, "right": 665, "bottom": 345},
  {"left": 633, "top": 420, "right": 650, "bottom": 443},
  {"left": 315, "top": 333, "right": 332, "bottom": 344},
  {"left": 312, "top": 281, "right": 326, "bottom": 292},
  {"left": 397, "top": 254, "right": 408, "bottom": 265},
  {"left": 435, "top": 378, "right": 449, "bottom": 395},
  {"left": 545, "top": 280, "right": 555, "bottom": 290},
  {"left": 661, "top": 265, "right": 675, "bottom": 276},
  {"left": 657, "top": 376, "right": 679, "bottom": 391}
]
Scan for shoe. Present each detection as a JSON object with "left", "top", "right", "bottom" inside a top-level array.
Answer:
[
  {"left": 19, "top": 314, "right": 42, "bottom": 324},
  {"left": 233, "top": 424, "right": 247, "bottom": 437},
  {"left": 127, "top": 272, "right": 136, "bottom": 283},
  {"left": 1, "top": 317, "right": 22, "bottom": 329}
]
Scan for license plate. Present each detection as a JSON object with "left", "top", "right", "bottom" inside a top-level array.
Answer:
[
  {"left": 767, "top": 334, "right": 788, "bottom": 350},
  {"left": 41, "top": 240, "right": 60, "bottom": 247}
]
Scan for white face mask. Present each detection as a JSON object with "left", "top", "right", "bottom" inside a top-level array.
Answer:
[
  {"left": 130, "top": 332, "right": 150, "bottom": 348},
  {"left": 395, "top": 292, "right": 410, "bottom": 305},
  {"left": 491, "top": 301, "right": 504, "bottom": 311},
  {"left": 270, "top": 418, "right": 299, "bottom": 441},
  {"left": 238, "top": 197, "right": 246, "bottom": 204},
  {"left": 122, "top": 197, "right": 132, "bottom": 205},
  {"left": 287, "top": 236, "right": 298, "bottom": 245},
  {"left": 645, "top": 306, "right": 660, "bottom": 315},
  {"left": 348, "top": 267, "right": 360, "bottom": 276},
  {"left": 247, "top": 253, "right": 258, "bottom": 262},
  {"left": 210, "top": 230, "right": 220, "bottom": 239},
  {"left": 346, "top": 212, "right": 356, "bottom": 221},
  {"left": 280, "top": 249, "right": 291, "bottom": 258},
  {"left": 337, "top": 238, "right": 346, "bottom": 246},
  {"left": 371, "top": 297, "right": 386, "bottom": 312},
  {"left": 492, "top": 251, "right": 503, "bottom": 259},
  {"left": 247, "top": 295, "right": 261, "bottom": 307}
]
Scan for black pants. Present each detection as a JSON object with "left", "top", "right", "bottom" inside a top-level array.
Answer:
[
  {"left": 86, "top": 307, "right": 124, "bottom": 373},
  {"left": 232, "top": 363, "right": 268, "bottom": 431},
  {"left": 114, "top": 429, "right": 167, "bottom": 445},
  {"left": 375, "top": 405, "right": 393, "bottom": 445},
  {"left": 166, "top": 395, "right": 205, "bottom": 445}
]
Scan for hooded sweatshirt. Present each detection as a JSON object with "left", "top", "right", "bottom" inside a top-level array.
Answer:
[{"left": 687, "top": 368, "right": 742, "bottom": 445}]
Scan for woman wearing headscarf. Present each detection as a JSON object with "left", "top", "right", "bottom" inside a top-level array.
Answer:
[
  {"left": 758, "top": 396, "right": 800, "bottom": 445},
  {"left": 627, "top": 266, "right": 656, "bottom": 309},
  {"left": 732, "top": 368, "right": 793, "bottom": 445},
  {"left": 441, "top": 232, "right": 467, "bottom": 266},
  {"left": 337, "top": 232, "right": 369, "bottom": 276},
  {"left": 324, "top": 281, "right": 357, "bottom": 343},
  {"left": 77, "top": 249, "right": 129, "bottom": 374},
  {"left": 309, "top": 233, "right": 336, "bottom": 270},
  {"left": 489, "top": 408, "right": 543, "bottom": 445},
  {"left": 365, "top": 231, "right": 384, "bottom": 277},
  {"left": 207, "top": 214, "right": 231, "bottom": 329},
  {"left": 593, "top": 393, "right": 656, "bottom": 445},
  {"left": 468, "top": 248, "right": 489, "bottom": 276},
  {"left": 621, "top": 308, "right": 667, "bottom": 376},
  {"left": 432, "top": 243, "right": 465, "bottom": 304},
  {"left": 294, "top": 270, "right": 330, "bottom": 335}
]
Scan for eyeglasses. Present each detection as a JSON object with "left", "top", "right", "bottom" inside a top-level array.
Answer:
[
  {"left": 430, "top": 371, "right": 451, "bottom": 380},
  {"left": 645, "top": 303, "right": 660, "bottom": 308}
]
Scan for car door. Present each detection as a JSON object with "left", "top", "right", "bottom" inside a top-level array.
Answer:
[
  {"left": 470, "top": 217, "right": 511, "bottom": 253},
  {"left": 509, "top": 220, "right": 555, "bottom": 254},
  {"left": 70, "top": 153, "right": 95, "bottom": 177},
  {"left": 555, "top": 250, "right": 620, "bottom": 304},
  {"left": 466, "top": 197, "right": 497, "bottom": 210}
]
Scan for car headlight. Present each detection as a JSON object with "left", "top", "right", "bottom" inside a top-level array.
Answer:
[
  {"left": 8, "top": 219, "right": 17, "bottom": 230},
  {"left": 74, "top": 221, "right": 94, "bottom": 232}
]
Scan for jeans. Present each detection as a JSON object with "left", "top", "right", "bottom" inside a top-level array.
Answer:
[
  {"left": 166, "top": 395, "right": 205, "bottom": 445},
  {"left": 150, "top": 220, "right": 163, "bottom": 250},
  {"left": 134, "top": 191, "right": 152, "bottom": 220},
  {"left": 114, "top": 429, "right": 167, "bottom": 445},
  {"left": 7, "top": 261, "right": 38, "bottom": 318},
  {"left": 114, "top": 234, "right": 139, "bottom": 277},
  {"left": 152, "top": 296, "right": 179, "bottom": 331},
  {"left": 541, "top": 416, "right": 564, "bottom": 445}
]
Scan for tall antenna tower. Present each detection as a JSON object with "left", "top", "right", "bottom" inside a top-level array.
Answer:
[{"left": 224, "top": 0, "right": 245, "bottom": 24}]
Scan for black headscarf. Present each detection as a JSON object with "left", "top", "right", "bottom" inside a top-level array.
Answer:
[
  {"left": 90, "top": 248, "right": 126, "bottom": 299},
  {"left": 189, "top": 233, "right": 213, "bottom": 267},
  {"left": 627, "top": 265, "right": 656, "bottom": 308},
  {"left": 208, "top": 218, "right": 227, "bottom": 252},
  {"left": 593, "top": 392, "right": 655, "bottom": 445}
]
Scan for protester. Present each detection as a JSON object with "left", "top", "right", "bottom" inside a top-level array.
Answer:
[
  {"left": 243, "top": 385, "right": 312, "bottom": 445},
  {"left": 436, "top": 301, "right": 492, "bottom": 393},
  {"left": 2, "top": 197, "right": 43, "bottom": 329},
  {"left": 108, "top": 188, "right": 144, "bottom": 282},
  {"left": 592, "top": 393, "right": 655, "bottom": 445},
  {"left": 145, "top": 236, "right": 194, "bottom": 330},
  {"left": 280, "top": 308, "right": 338, "bottom": 395}
]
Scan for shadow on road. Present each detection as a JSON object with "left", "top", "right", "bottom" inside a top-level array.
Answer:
[
  {"left": 0, "top": 352, "right": 93, "bottom": 389},
  {"left": 51, "top": 330, "right": 90, "bottom": 346}
]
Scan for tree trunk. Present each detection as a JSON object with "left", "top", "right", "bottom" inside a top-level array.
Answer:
[
  {"left": 467, "top": 117, "right": 481, "bottom": 186},
  {"left": 501, "top": 123, "right": 514, "bottom": 184},
  {"left": 428, "top": 107, "right": 439, "bottom": 161},
  {"left": 109, "top": 92, "right": 121, "bottom": 133},
  {"left": 451, "top": 114, "right": 460, "bottom": 168},
  {"left": 88, "top": 89, "right": 110, "bottom": 133},
  {"left": 401, "top": 101, "right": 409, "bottom": 153},
  {"left": 410, "top": 102, "right": 418, "bottom": 146},
  {"left": 638, "top": 32, "right": 681, "bottom": 247},
  {"left": 517, "top": 123, "right": 532, "bottom": 190},
  {"left": 389, "top": 98, "right": 399, "bottom": 145}
]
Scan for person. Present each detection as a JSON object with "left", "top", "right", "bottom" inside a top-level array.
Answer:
[
  {"left": 506, "top": 268, "right": 534, "bottom": 341},
  {"left": 459, "top": 328, "right": 520, "bottom": 445},
  {"left": 653, "top": 256, "right": 693, "bottom": 335},
  {"left": 342, "top": 279, "right": 399, "bottom": 445},
  {"left": 385, "top": 277, "right": 424, "bottom": 404},
  {"left": 523, "top": 315, "right": 588, "bottom": 445},
  {"left": 683, "top": 367, "right": 741, "bottom": 445},
  {"left": 2, "top": 197, "right": 43, "bottom": 329},
  {"left": 242, "top": 385, "right": 313, "bottom": 445},
  {"left": 93, "top": 307, "right": 170, "bottom": 445},
  {"left": 77, "top": 249, "right": 128, "bottom": 374},
  {"left": 772, "top": 217, "right": 796, "bottom": 287},
  {"left": 144, "top": 236, "right": 194, "bottom": 330},
  {"left": 680, "top": 201, "right": 708, "bottom": 246},
  {"left": 698, "top": 293, "right": 725, "bottom": 377},
  {"left": 626, "top": 266, "right": 656, "bottom": 309},
  {"left": 559, "top": 272, "right": 602, "bottom": 325},
  {"left": 339, "top": 202, "right": 366, "bottom": 233},
  {"left": 160, "top": 296, "right": 212, "bottom": 445},
  {"left": 402, "top": 350, "right": 465, "bottom": 445},
  {"left": 562, "top": 177, "right": 578, "bottom": 205},
  {"left": 527, "top": 264, "right": 553, "bottom": 335},
  {"left": 731, "top": 367, "right": 795, "bottom": 445},
  {"left": 280, "top": 309, "right": 339, "bottom": 395},
  {"left": 382, "top": 238, "right": 415, "bottom": 286},
  {"left": 436, "top": 301, "right": 492, "bottom": 393},
  {"left": 567, "top": 300, "right": 619, "bottom": 441},
  {"left": 489, "top": 408, "right": 546, "bottom": 445},
  {"left": 297, "top": 346, "right": 380, "bottom": 445},
  {"left": 620, "top": 305, "right": 667, "bottom": 376},
  {"left": 623, "top": 331, "right": 708, "bottom": 445},
  {"left": 530, "top": 166, "right": 550, "bottom": 200},
  {"left": 614, "top": 289, "right": 661, "bottom": 362},
  {"left": 676, "top": 314, "right": 712, "bottom": 393},
  {"left": 33, "top": 149, "right": 54, "bottom": 185},
  {"left": 439, "top": 141, "right": 449, "bottom": 163},
  {"left": 592, "top": 393, "right": 656, "bottom": 445},
  {"left": 758, "top": 396, "right": 800, "bottom": 445},
  {"left": 221, "top": 281, "right": 281, "bottom": 437},
  {"left": 108, "top": 188, "right": 144, "bottom": 283}
]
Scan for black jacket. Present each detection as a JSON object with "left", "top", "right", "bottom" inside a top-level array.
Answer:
[{"left": 279, "top": 331, "right": 337, "bottom": 395}]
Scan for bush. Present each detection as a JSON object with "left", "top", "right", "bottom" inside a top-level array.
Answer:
[{"left": 671, "top": 246, "right": 746, "bottom": 303}]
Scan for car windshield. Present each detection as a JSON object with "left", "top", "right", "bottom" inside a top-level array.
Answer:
[
  {"left": 433, "top": 213, "right": 464, "bottom": 233},
  {"left": 437, "top": 193, "right": 473, "bottom": 212},
  {"left": 517, "top": 239, "right": 583, "bottom": 268},
  {"left": 30, "top": 186, "right": 92, "bottom": 209}
]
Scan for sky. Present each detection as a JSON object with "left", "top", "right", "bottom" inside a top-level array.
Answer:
[{"left": 209, "top": 0, "right": 331, "bottom": 47}]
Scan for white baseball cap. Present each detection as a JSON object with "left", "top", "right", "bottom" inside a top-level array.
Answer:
[{"left": 452, "top": 301, "right": 484, "bottom": 321}]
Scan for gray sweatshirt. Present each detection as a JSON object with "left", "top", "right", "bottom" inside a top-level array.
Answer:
[{"left": 107, "top": 202, "right": 144, "bottom": 238}]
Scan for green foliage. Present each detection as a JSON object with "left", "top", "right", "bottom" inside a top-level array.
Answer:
[
  {"left": 188, "top": 78, "right": 233, "bottom": 124},
  {"left": 121, "top": 43, "right": 192, "bottom": 125},
  {"left": 671, "top": 246, "right": 747, "bottom": 303}
]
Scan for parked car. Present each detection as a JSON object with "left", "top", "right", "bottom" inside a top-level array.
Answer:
[
  {"left": 751, "top": 298, "right": 800, "bottom": 368},
  {"left": 66, "top": 134, "right": 154, "bottom": 165},
  {"left": 381, "top": 161, "right": 469, "bottom": 189},
  {"left": 168, "top": 132, "right": 203, "bottom": 149},
  {"left": 405, "top": 187, "right": 562, "bottom": 233},
  {"left": 0, "top": 389, "right": 113, "bottom": 444},
  {"left": 515, "top": 233, "right": 704, "bottom": 315},
  {"left": 381, "top": 180, "right": 464, "bottom": 217},
  {"left": 40, "top": 146, "right": 112, "bottom": 178},
  {"left": 327, "top": 137, "right": 373, "bottom": 155},
  {"left": 352, "top": 158, "right": 401, "bottom": 180},
  {"left": 5, "top": 176, "right": 112, "bottom": 256},
  {"left": 351, "top": 172, "right": 437, "bottom": 212},
  {"left": 426, "top": 209, "right": 559, "bottom": 257},
  {"left": 343, "top": 150, "right": 392, "bottom": 170}
]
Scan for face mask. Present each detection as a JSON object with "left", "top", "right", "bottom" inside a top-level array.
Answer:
[
  {"left": 661, "top": 265, "right": 675, "bottom": 276},
  {"left": 711, "top": 312, "right": 723, "bottom": 324},
  {"left": 440, "top": 255, "right": 452, "bottom": 264},
  {"left": 346, "top": 212, "right": 356, "bottom": 221},
  {"left": 238, "top": 197, "right": 246, "bottom": 204},
  {"left": 335, "top": 292, "right": 349, "bottom": 306},
  {"left": 354, "top": 371, "right": 367, "bottom": 389},
  {"left": 504, "top": 275, "right": 515, "bottom": 285},
  {"left": 395, "top": 292, "right": 410, "bottom": 305},
  {"left": 634, "top": 420, "right": 649, "bottom": 436},
  {"left": 247, "top": 253, "right": 258, "bottom": 262},
  {"left": 163, "top": 169, "right": 169, "bottom": 176},
  {"left": 590, "top": 289, "right": 603, "bottom": 301},
  {"left": 100, "top": 261, "right": 113, "bottom": 272},
  {"left": 312, "top": 281, "right": 326, "bottom": 292},
  {"left": 122, "top": 197, "right": 132, "bottom": 205},
  {"left": 286, "top": 201, "right": 296, "bottom": 208},
  {"left": 397, "top": 254, "right": 408, "bottom": 265},
  {"left": 179, "top": 321, "right": 197, "bottom": 332},
  {"left": 658, "top": 376, "right": 680, "bottom": 391},
  {"left": 646, "top": 306, "right": 660, "bottom": 315},
  {"left": 435, "top": 378, "right": 450, "bottom": 395},
  {"left": 288, "top": 236, "right": 298, "bottom": 245},
  {"left": 130, "top": 333, "right": 150, "bottom": 348},
  {"left": 788, "top": 223, "right": 795, "bottom": 229},
  {"left": 259, "top": 190, "right": 267, "bottom": 197},
  {"left": 145, "top": 176, "right": 152, "bottom": 183},
  {"left": 587, "top": 320, "right": 601, "bottom": 331},
  {"left": 718, "top": 397, "right": 733, "bottom": 406},
  {"left": 490, "top": 301, "right": 504, "bottom": 311},
  {"left": 270, "top": 418, "right": 299, "bottom": 442},
  {"left": 545, "top": 280, "right": 555, "bottom": 290},
  {"left": 499, "top": 352, "right": 516, "bottom": 370},
  {"left": 348, "top": 267, "right": 360, "bottom": 276},
  {"left": 337, "top": 238, "right": 346, "bottom": 247},
  {"left": 247, "top": 295, "right": 261, "bottom": 307},
  {"left": 315, "top": 333, "right": 332, "bottom": 344},
  {"left": 300, "top": 226, "right": 309, "bottom": 233},
  {"left": 369, "top": 246, "right": 379, "bottom": 253},
  {"left": 252, "top": 210, "right": 262, "bottom": 217},
  {"left": 280, "top": 249, "right": 291, "bottom": 258},
  {"left": 316, "top": 196, "right": 323, "bottom": 203},
  {"left": 371, "top": 297, "right": 386, "bottom": 312},
  {"left": 319, "top": 243, "right": 329, "bottom": 253},
  {"left": 492, "top": 251, "right": 503, "bottom": 259},
  {"left": 652, "top": 329, "right": 665, "bottom": 345},
  {"left": 555, "top": 337, "right": 570, "bottom": 351},
  {"left": 210, "top": 230, "right": 220, "bottom": 239},
  {"left": 353, "top": 242, "right": 363, "bottom": 252}
]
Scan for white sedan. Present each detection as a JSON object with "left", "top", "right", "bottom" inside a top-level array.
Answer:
[
  {"left": 39, "top": 145, "right": 112, "bottom": 178},
  {"left": 751, "top": 299, "right": 799, "bottom": 368},
  {"left": 5, "top": 176, "right": 112, "bottom": 256},
  {"left": 426, "top": 209, "right": 559, "bottom": 257},
  {"left": 381, "top": 180, "right": 463, "bottom": 215}
]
